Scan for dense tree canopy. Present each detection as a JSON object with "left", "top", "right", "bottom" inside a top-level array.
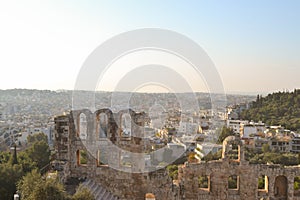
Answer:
[
  {"left": 72, "top": 184, "right": 95, "bottom": 200},
  {"left": 244, "top": 147, "right": 300, "bottom": 165},
  {"left": 18, "top": 170, "right": 94, "bottom": 200},
  {"left": 248, "top": 152, "right": 299, "bottom": 165},
  {"left": 202, "top": 147, "right": 300, "bottom": 166},
  {"left": 18, "top": 169, "right": 67, "bottom": 200},
  {"left": 240, "top": 89, "right": 300, "bottom": 131},
  {"left": 0, "top": 164, "right": 23, "bottom": 199},
  {"left": 0, "top": 151, "right": 11, "bottom": 164},
  {"left": 26, "top": 140, "right": 50, "bottom": 169},
  {"left": 0, "top": 133, "right": 50, "bottom": 198},
  {"left": 0, "top": 133, "right": 95, "bottom": 199},
  {"left": 27, "top": 132, "right": 48, "bottom": 144}
]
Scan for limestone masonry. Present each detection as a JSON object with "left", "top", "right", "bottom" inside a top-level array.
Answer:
[{"left": 54, "top": 109, "right": 300, "bottom": 200}]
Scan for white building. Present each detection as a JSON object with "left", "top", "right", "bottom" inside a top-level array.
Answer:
[
  {"left": 240, "top": 121, "right": 265, "bottom": 139},
  {"left": 226, "top": 120, "right": 249, "bottom": 134},
  {"left": 194, "top": 142, "right": 222, "bottom": 160},
  {"left": 290, "top": 133, "right": 300, "bottom": 153},
  {"left": 269, "top": 136, "right": 291, "bottom": 153}
]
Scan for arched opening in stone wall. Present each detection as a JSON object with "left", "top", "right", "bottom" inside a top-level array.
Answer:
[
  {"left": 294, "top": 176, "right": 300, "bottom": 196},
  {"left": 76, "top": 150, "right": 87, "bottom": 166},
  {"left": 96, "top": 149, "right": 108, "bottom": 166},
  {"left": 228, "top": 175, "right": 239, "bottom": 190},
  {"left": 97, "top": 113, "right": 108, "bottom": 138},
  {"left": 228, "top": 144, "right": 239, "bottom": 160},
  {"left": 274, "top": 175, "right": 288, "bottom": 198},
  {"left": 222, "top": 136, "right": 243, "bottom": 162},
  {"left": 78, "top": 113, "right": 87, "bottom": 140},
  {"left": 257, "top": 175, "right": 268, "bottom": 196},
  {"left": 121, "top": 113, "right": 131, "bottom": 138},
  {"left": 198, "top": 175, "right": 210, "bottom": 191}
]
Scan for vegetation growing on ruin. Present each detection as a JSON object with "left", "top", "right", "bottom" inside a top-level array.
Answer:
[
  {"left": 202, "top": 149, "right": 222, "bottom": 161},
  {"left": 167, "top": 164, "right": 178, "bottom": 180},
  {"left": 201, "top": 145, "right": 300, "bottom": 166},
  {"left": 245, "top": 146, "right": 300, "bottom": 166},
  {"left": 217, "top": 126, "right": 235, "bottom": 144}
]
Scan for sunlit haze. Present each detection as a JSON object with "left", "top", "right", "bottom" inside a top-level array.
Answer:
[{"left": 0, "top": 0, "right": 299, "bottom": 94}]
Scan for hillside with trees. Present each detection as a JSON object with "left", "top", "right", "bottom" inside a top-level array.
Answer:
[
  {"left": 240, "top": 89, "right": 300, "bottom": 131},
  {"left": 0, "top": 133, "right": 94, "bottom": 200}
]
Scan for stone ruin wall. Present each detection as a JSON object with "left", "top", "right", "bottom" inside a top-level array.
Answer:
[
  {"left": 56, "top": 109, "right": 173, "bottom": 200},
  {"left": 177, "top": 136, "right": 300, "bottom": 200},
  {"left": 54, "top": 109, "right": 300, "bottom": 200}
]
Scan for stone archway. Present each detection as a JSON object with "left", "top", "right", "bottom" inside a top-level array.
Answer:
[
  {"left": 78, "top": 113, "right": 87, "bottom": 140},
  {"left": 274, "top": 175, "right": 288, "bottom": 199},
  {"left": 120, "top": 113, "right": 132, "bottom": 137},
  {"left": 222, "top": 136, "right": 244, "bottom": 162},
  {"left": 97, "top": 112, "right": 108, "bottom": 138}
]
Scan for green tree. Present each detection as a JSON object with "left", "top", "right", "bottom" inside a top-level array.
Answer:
[
  {"left": 217, "top": 126, "right": 235, "bottom": 144},
  {"left": 18, "top": 151, "right": 37, "bottom": 173},
  {"left": 26, "top": 140, "right": 50, "bottom": 169},
  {"left": 248, "top": 151, "right": 299, "bottom": 166},
  {"left": 0, "top": 151, "right": 11, "bottom": 164},
  {"left": 33, "top": 178, "right": 67, "bottom": 200},
  {"left": 18, "top": 169, "right": 68, "bottom": 200},
  {"left": 241, "top": 89, "right": 300, "bottom": 131},
  {"left": 72, "top": 184, "right": 95, "bottom": 200},
  {"left": 167, "top": 165, "right": 178, "bottom": 180},
  {"left": 262, "top": 144, "right": 271, "bottom": 153},
  {"left": 27, "top": 133, "right": 48, "bottom": 144},
  {"left": 0, "top": 163, "right": 23, "bottom": 199},
  {"left": 11, "top": 144, "right": 18, "bottom": 165},
  {"left": 17, "top": 169, "right": 42, "bottom": 200}
]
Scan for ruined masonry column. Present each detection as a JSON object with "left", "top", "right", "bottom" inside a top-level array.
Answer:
[
  {"left": 268, "top": 176, "right": 275, "bottom": 197},
  {"left": 288, "top": 174, "right": 294, "bottom": 199}
]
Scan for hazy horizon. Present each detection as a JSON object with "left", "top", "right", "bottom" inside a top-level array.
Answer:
[
  {"left": 2, "top": 87, "right": 299, "bottom": 96},
  {"left": 0, "top": 1, "right": 299, "bottom": 94}
]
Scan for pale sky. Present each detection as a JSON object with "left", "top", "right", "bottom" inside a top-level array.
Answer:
[{"left": 0, "top": 0, "right": 299, "bottom": 94}]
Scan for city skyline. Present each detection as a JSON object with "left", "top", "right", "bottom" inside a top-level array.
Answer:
[{"left": 0, "top": 1, "right": 299, "bottom": 94}]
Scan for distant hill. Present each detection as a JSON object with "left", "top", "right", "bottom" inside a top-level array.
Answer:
[
  {"left": 0, "top": 89, "right": 255, "bottom": 111},
  {"left": 240, "top": 89, "right": 300, "bottom": 131}
]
